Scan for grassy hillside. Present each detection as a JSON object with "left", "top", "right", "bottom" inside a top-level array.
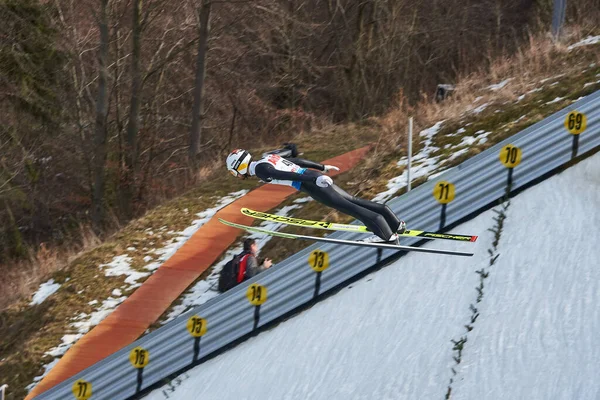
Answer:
[{"left": 1, "top": 33, "right": 600, "bottom": 400}]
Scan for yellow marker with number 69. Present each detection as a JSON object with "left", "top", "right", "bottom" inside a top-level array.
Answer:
[{"left": 564, "top": 111, "right": 587, "bottom": 135}]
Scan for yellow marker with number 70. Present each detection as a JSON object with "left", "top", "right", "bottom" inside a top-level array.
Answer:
[{"left": 499, "top": 144, "right": 522, "bottom": 168}]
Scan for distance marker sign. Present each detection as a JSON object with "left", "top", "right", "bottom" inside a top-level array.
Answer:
[
  {"left": 499, "top": 144, "right": 522, "bottom": 168},
  {"left": 308, "top": 250, "right": 329, "bottom": 272},
  {"left": 72, "top": 380, "right": 92, "bottom": 400},
  {"left": 433, "top": 181, "right": 455, "bottom": 204},
  {"left": 564, "top": 111, "right": 587, "bottom": 135},
  {"left": 247, "top": 284, "right": 268, "bottom": 306}
]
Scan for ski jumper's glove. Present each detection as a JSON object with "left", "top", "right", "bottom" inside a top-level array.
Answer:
[
  {"left": 323, "top": 165, "right": 340, "bottom": 173},
  {"left": 283, "top": 143, "right": 299, "bottom": 157},
  {"left": 315, "top": 175, "right": 333, "bottom": 187}
]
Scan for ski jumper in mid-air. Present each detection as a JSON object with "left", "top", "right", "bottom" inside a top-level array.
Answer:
[{"left": 226, "top": 145, "right": 406, "bottom": 242}]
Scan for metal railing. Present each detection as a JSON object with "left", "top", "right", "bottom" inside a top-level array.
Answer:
[{"left": 34, "top": 90, "right": 600, "bottom": 400}]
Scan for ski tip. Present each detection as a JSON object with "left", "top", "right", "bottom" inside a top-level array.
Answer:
[{"left": 470, "top": 236, "right": 478, "bottom": 242}]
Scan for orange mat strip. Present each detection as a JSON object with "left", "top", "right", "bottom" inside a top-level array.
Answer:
[{"left": 29, "top": 145, "right": 371, "bottom": 399}]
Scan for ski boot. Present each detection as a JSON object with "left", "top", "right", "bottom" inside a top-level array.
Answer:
[
  {"left": 397, "top": 220, "right": 407, "bottom": 234},
  {"left": 359, "top": 234, "right": 388, "bottom": 244}
]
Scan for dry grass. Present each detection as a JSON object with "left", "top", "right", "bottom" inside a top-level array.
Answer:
[{"left": 0, "top": 227, "right": 101, "bottom": 310}]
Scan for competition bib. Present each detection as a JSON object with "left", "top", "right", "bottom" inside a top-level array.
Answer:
[{"left": 255, "top": 154, "right": 306, "bottom": 190}]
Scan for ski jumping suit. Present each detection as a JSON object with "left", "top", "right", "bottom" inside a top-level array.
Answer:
[{"left": 249, "top": 154, "right": 402, "bottom": 241}]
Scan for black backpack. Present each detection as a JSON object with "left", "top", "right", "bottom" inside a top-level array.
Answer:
[{"left": 218, "top": 251, "right": 248, "bottom": 293}]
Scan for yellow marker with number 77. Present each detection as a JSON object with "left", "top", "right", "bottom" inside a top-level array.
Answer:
[{"left": 72, "top": 379, "right": 92, "bottom": 400}]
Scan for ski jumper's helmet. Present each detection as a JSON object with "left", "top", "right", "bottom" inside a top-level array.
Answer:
[{"left": 226, "top": 149, "right": 252, "bottom": 176}]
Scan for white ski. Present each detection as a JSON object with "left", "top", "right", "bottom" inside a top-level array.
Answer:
[{"left": 219, "top": 218, "right": 474, "bottom": 257}]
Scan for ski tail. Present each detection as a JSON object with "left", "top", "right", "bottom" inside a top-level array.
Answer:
[{"left": 402, "top": 230, "right": 478, "bottom": 242}]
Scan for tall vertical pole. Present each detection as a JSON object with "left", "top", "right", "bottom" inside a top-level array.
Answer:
[
  {"left": 407, "top": 117, "right": 413, "bottom": 191},
  {"left": 552, "top": 0, "right": 567, "bottom": 40}
]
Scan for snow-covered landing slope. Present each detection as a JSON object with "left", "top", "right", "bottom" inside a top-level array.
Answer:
[{"left": 145, "top": 153, "right": 600, "bottom": 400}]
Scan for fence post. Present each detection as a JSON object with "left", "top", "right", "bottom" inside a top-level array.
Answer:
[{"left": 552, "top": 0, "right": 567, "bottom": 40}]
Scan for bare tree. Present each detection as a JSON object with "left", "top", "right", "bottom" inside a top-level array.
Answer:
[
  {"left": 121, "top": 0, "right": 144, "bottom": 217},
  {"left": 188, "top": 0, "right": 212, "bottom": 171},
  {"left": 91, "top": 0, "right": 110, "bottom": 230}
]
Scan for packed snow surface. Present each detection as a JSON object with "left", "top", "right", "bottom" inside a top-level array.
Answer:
[{"left": 145, "top": 153, "right": 600, "bottom": 400}]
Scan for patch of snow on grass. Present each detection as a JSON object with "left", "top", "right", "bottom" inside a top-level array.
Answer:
[
  {"left": 70, "top": 296, "right": 128, "bottom": 334},
  {"left": 100, "top": 255, "right": 148, "bottom": 288},
  {"left": 540, "top": 74, "right": 565, "bottom": 84},
  {"left": 448, "top": 148, "right": 469, "bottom": 161},
  {"left": 545, "top": 97, "right": 564, "bottom": 105},
  {"left": 373, "top": 121, "right": 445, "bottom": 203},
  {"left": 487, "top": 78, "right": 512, "bottom": 91},
  {"left": 568, "top": 35, "right": 600, "bottom": 50},
  {"left": 30, "top": 279, "right": 61, "bottom": 305},
  {"left": 471, "top": 103, "right": 489, "bottom": 114},
  {"left": 447, "top": 132, "right": 491, "bottom": 157},
  {"left": 25, "top": 358, "right": 60, "bottom": 392}
]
